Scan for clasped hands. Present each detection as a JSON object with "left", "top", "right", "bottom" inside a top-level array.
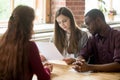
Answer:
[{"left": 72, "top": 57, "right": 90, "bottom": 72}]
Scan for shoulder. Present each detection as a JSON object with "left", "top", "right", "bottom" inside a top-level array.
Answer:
[
  {"left": 112, "top": 29, "right": 120, "bottom": 34},
  {"left": 111, "top": 29, "right": 120, "bottom": 38},
  {"left": 77, "top": 28, "right": 88, "bottom": 36},
  {"left": 28, "top": 41, "right": 38, "bottom": 50},
  {"left": 28, "top": 41, "right": 36, "bottom": 46},
  {"left": 80, "top": 30, "right": 88, "bottom": 40},
  {"left": 78, "top": 29, "right": 89, "bottom": 46},
  {"left": 28, "top": 41, "right": 39, "bottom": 57},
  {"left": 81, "top": 30, "right": 88, "bottom": 36}
]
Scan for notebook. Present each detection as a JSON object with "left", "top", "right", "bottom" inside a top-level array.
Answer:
[{"left": 35, "top": 42, "right": 64, "bottom": 60}]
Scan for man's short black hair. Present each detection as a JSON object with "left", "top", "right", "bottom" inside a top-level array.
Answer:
[{"left": 85, "top": 9, "right": 105, "bottom": 22}]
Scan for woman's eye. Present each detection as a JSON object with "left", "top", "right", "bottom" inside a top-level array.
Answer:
[
  {"left": 57, "top": 22, "right": 61, "bottom": 24},
  {"left": 62, "top": 19, "right": 67, "bottom": 23},
  {"left": 57, "top": 19, "right": 68, "bottom": 25}
]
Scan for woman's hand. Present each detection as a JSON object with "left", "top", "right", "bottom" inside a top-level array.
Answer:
[
  {"left": 40, "top": 54, "right": 47, "bottom": 62},
  {"left": 44, "top": 63, "right": 53, "bottom": 72},
  {"left": 63, "top": 58, "right": 76, "bottom": 65}
]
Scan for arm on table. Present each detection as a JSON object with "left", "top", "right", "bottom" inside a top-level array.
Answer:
[{"left": 73, "top": 58, "right": 120, "bottom": 72}]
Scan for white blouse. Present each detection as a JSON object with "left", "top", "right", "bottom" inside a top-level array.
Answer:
[{"left": 63, "top": 33, "right": 74, "bottom": 58}]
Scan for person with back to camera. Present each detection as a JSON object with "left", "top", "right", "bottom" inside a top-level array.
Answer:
[
  {"left": 0, "top": 5, "right": 53, "bottom": 80},
  {"left": 73, "top": 9, "right": 120, "bottom": 72},
  {"left": 52, "top": 7, "right": 88, "bottom": 65}
]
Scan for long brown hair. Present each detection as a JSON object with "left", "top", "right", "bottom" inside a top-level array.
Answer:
[
  {"left": 54, "top": 7, "right": 82, "bottom": 54},
  {"left": 0, "top": 5, "right": 35, "bottom": 80}
]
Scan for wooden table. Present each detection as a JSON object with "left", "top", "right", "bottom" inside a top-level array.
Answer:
[{"left": 49, "top": 60, "right": 120, "bottom": 80}]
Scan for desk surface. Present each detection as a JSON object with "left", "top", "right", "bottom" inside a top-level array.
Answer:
[{"left": 50, "top": 60, "right": 120, "bottom": 80}]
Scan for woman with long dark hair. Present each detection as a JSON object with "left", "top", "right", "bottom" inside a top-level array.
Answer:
[
  {"left": 54, "top": 7, "right": 88, "bottom": 64},
  {"left": 0, "top": 5, "right": 52, "bottom": 80}
]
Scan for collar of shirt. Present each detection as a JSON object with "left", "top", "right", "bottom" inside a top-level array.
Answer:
[{"left": 96, "top": 25, "right": 112, "bottom": 39}]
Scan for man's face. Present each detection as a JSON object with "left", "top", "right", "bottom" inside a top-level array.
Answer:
[{"left": 85, "top": 16, "right": 98, "bottom": 36}]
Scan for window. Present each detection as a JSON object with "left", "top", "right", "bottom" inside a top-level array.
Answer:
[
  {"left": 85, "top": 0, "right": 120, "bottom": 23},
  {"left": 0, "top": 0, "right": 11, "bottom": 23},
  {"left": 35, "top": 0, "right": 51, "bottom": 24},
  {"left": 0, "top": 0, "right": 51, "bottom": 27}
]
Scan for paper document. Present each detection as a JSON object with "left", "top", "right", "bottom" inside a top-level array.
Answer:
[{"left": 35, "top": 42, "right": 64, "bottom": 60}]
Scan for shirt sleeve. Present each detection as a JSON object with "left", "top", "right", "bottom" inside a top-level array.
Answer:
[
  {"left": 28, "top": 41, "right": 51, "bottom": 80},
  {"left": 75, "top": 31, "right": 88, "bottom": 58},
  {"left": 80, "top": 36, "right": 95, "bottom": 61},
  {"left": 113, "top": 32, "right": 120, "bottom": 63},
  {"left": 79, "top": 31, "right": 88, "bottom": 49}
]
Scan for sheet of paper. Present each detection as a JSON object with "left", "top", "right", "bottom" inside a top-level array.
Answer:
[
  {"left": 35, "top": 42, "right": 64, "bottom": 60},
  {"left": 47, "top": 60, "right": 67, "bottom": 65}
]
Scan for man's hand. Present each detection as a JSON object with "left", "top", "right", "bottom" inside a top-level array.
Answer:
[{"left": 72, "top": 58, "right": 90, "bottom": 72}]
